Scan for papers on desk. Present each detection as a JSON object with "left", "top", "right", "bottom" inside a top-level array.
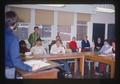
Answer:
[
  {"left": 98, "top": 54, "right": 108, "bottom": 56},
  {"left": 99, "top": 54, "right": 115, "bottom": 57},
  {"left": 24, "top": 60, "right": 50, "bottom": 68}
]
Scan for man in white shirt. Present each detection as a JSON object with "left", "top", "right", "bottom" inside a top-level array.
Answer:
[
  {"left": 50, "top": 40, "right": 72, "bottom": 78},
  {"left": 30, "top": 39, "right": 47, "bottom": 55},
  {"left": 50, "top": 40, "right": 65, "bottom": 54}
]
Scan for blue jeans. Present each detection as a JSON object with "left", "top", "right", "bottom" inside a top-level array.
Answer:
[
  {"left": 5, "top": 67, "right": 15, "bottom": 79},
  {"left": 55, "top": 60, "right": 71, "bottom": 74}
]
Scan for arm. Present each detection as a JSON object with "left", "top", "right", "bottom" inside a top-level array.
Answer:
[
  {"left": 28, "top": 34, "right": 33, "bottom": 46},
  {"left": 43, "top": 47, "right": 47, "bottom": 55},
  {"left": 88, "top": 40, "right": 90, "bottom": 47},
  {"left": 104, "top": 47, "right": 113, "bottom": 54},
  {"left": 99, "top": 46, "right": 104, "bottom": 54},
  {"left": 61, "top": 47, "right": 65, "bottom": 54},
  {"left": 81, "top": 40, "right": 84, "bottom": 48},
  {"left": 50, "top": 45, "right": 57, "bottom": 54},
  {"left": 10, "top": 38, "right": 32, "bottom": 71}
]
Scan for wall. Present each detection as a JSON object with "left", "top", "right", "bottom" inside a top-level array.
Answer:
[
  {"left": 87, "top": 12, "right": 115, "bottom": 45},
  {"left": 6, "top": 6, "right": 115, "bottom": 47}
]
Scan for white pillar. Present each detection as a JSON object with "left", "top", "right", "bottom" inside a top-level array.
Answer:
[
  {"left": 5, "top": 5, "right": 11, "bottom": 12},
  {"left": 51, "top": 11, "right": 58, "bottom": 40},
  {"left": 87, "top": 22, "right": 93, "bottom": 46},
  {"left": 29, "top": 8, "right": 35, "bottom": 36},
  {"left": 105, "top": 23, "right": 108, "bottom": 39},
  {"left": 71, "top": 13, "right": 77, "bottom": 40}
]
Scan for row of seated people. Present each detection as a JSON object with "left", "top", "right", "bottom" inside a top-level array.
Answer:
[
  {"left": 19, "top": 35, "right": 115, "bottom": 78},
  {"left": 19, "top": 38, "right": 72, "bottom": 78}
]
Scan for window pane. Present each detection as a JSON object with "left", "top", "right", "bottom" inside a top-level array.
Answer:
[
  {"left": 77, "top": 21, "right": 87, "bottom": 40},
  {"left": 39, "top": 25, "right": 51, "bottom": 38},
  {"left": 57, "top": 25, "right": 71, "bottom": 41}
]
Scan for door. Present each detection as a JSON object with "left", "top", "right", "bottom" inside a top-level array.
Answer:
[
  {"left": 92, "top": 23, "right": 105, "bottom": 43},
  {"left": 107, "top": 24, "right": 115, "bottom": 41}
]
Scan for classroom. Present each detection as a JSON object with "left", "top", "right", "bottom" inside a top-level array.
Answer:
[{"left": 5, "top": 4, "right": 115, "bottom": 79}]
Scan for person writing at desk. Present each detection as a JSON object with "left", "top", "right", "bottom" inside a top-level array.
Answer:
[
  {"left": 99, "top": 40, "right": 112, "bottom": 54},
  {"left": 30, "top": 38, "right": 47, "bottom": 55},
  {"left": 98, "top": 40, "right": 114, "bottom": 78},
  {"left": 5, "top": 11, "right": 41, "bottom": 79},
  {"left": 50, "top": 40, "right": 72, "bottom": 78}
]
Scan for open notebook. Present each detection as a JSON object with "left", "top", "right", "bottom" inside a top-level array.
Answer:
[{"left": 24, "top": 60, "right": 50, "bottom": 68}]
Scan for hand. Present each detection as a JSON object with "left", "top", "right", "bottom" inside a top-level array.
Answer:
[
  {"left": 96, "top": 47, "right": 100, "bottom": 49},
  {"left": 59, "top": 51, "right": 63, "bottom": 53},
  {"left": 76, "top": 49, "right": 79, "bottom": 52},
  {"left": 32, "top": 64, "right": 40, "bottom": 71}
]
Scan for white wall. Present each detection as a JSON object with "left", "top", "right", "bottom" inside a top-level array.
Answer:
[{"left": 91, "top": 12, "right": 115, "bottom": 23}]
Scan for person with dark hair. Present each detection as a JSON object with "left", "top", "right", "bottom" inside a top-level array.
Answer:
[
  {"left": 28, "top": 26, "right": 41, "bottom": 47},
  {"left": 49, "top": 35, "right": 63, "bottom": 53},
  {"left": 19, "top": 40, "right": 30, "bottom": 54},
  {"left": 81, "top": 36, "right": 91, "bottom": 52},
  {"left": 94, "top": 37, "right": 103, "bottom": 52},
  {"left": 5, "top": 11, "right": 40, "bottom": 79},
  {"left": 30, "top": 38, "right": 47, "bottom": 55}
]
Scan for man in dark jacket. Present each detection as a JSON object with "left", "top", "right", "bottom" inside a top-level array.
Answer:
[{"left": 5, "top": 11, "right": 39, "bottom": 79}]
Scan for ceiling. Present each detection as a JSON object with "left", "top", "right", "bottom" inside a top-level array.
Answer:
[{"left": 7, "top": 4, "right": 115, "bottom": 14}]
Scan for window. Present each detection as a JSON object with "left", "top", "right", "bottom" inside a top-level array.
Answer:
[
  {"left": 13, "top": 23, "right": 29, "bottom": 40},
  {"left": 107, "top": 24, "right": 115, "bottom": 41},
  {"left": 39, "top": 25, "right": 51, "bottom": 38},
  {"left": 57, "top": 25, "right": 71, "bottom": 41},
  {"left": 77, "top": 21, "right": 87, "bottom": 40}
]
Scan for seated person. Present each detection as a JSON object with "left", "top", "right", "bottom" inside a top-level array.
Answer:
[
  {"left": 19, "top": 40, "right": 30, "bottom": 57},
  {"left": 65, "top": 42, "right": 72, "bottom": 53},
  {"left": 30, "top": 38, "right": 47, "bottom": 55},
  {"left": 98, "top": 39, "right": 112, "bottom": 54},
  {"left": 49, "top": 35, "right": 63, "bottom": 53},
  {"left": 69, "top": 37, "right": 78, "bottom": 52},
  {"left": 81, "top": 36, "right": 91, "bottom": 52},
  {"left": 94, "top": 37, "right": 103, "bottom": 52},
  {"left": 50, "top": 40, "right": 72, "bottom": 78},
  {"left": 98, "top": 40, "right": 114, "bottom": 78},
  {"left": 104, "top": 41, "right": 115, "bottom": 54}
]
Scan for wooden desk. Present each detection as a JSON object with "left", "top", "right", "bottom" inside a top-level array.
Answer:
[
  {"left": 23, "top": 53, "right": 85, "bottom": 77},
  {"left": 82, "top": 52, "right": 115, "bottom": 78},
  {"left": 16, "top": 61, "right": 60, "bottom": 79}
]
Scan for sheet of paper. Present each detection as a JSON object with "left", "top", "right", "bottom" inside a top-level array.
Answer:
[
  {"left": 98, "top": 54, "right": 107, "bottom": 56},
  {"left": 24, "top": 60, "right": 50, "bottom": 68}
]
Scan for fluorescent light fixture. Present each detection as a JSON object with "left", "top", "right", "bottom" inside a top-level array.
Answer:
[
  {"left": 96, "top": 7, "right": 115, "bottom": 13},
  {"left": 42, "top": 4, "right": 65, "bottom": 7}
]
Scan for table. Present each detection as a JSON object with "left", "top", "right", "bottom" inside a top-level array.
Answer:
[
  {"left": 16, "top": 61, "right": 60, "bottom": 79},
  {"left": 81, "top": 52, "right": 115, "bottom": 78},
  {"left": 23, "top": 53, "right": 85, "bottom": 77}
]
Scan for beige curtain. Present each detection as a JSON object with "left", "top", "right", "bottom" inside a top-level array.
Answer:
[
  {"left": 10, "top": 7, "right": 31, "bottom": 22},
  {"left": 35, "top": 9, "right": 54, "bottom": 25},
  {"left": 77, "top": 13, "right": 91, "bottom": 21},
  {"left": 58, "top": 11, "right": 74, "bottom": 25}
]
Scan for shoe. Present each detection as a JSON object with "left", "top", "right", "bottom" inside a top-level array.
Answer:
[
  {"left": 67, "top": 73, "right": 72, "bottom": 78},
  {"left": 64, "top": 73, "right": 68, "bottom": 78}
]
